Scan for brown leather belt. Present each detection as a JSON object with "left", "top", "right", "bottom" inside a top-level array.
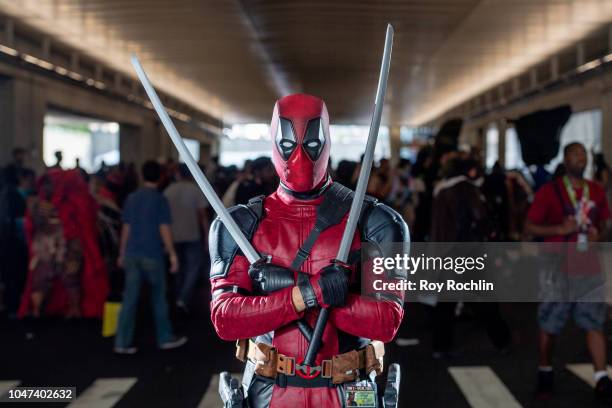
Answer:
[{"left": 237, "top": 339, "right": 384, "bottom": 385}]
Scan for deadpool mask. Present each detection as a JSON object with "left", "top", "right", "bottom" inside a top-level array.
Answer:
[{"left": 270, "top": 94, "right": 331, "bottom": 193}]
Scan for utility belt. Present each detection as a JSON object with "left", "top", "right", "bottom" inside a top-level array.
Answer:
[{"left": 236, "top": 339, "right": 384, "bottom": 388}]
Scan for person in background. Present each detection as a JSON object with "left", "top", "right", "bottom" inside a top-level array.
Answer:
[
  {"left": 51, "top": 151, "right": 63, "bottom": 169},
  {"left": 482, "top": 161, "right": 510, "bottom": 241},
  {"left": 97, "top": 170, "right": 125, "bottom": 306},
  {"left": 159, "top": 157, "right": 177, "bottom": 191},
  {"left": 96, "top": 160, "right": 109, "bottom": 178},
  {"left": 122, "top": 162, "right": 139, "bottom": 206},
  {"left": 18, "top": 169, "right": 107, "bottom": 319},
  {"left": 222, "top": 160, "right": 253, "bottom": 207},
  {"left": 164, "top": 163, "right": 209, "bottom": 313},
  {"left": 429, "top": 156, "right": 512, "bottom": 358},
  {"left": 387, "top": 158, "right": 415, "bottom": 225},
  {"left": 335, "top": 160, "right": 357, "bottom": 189},
  {"left": 411, "top": 146, "right": 435, "bottom": 242},
  {"left": 525, "top": 142, "right": 612, "bottom": 400},
  {"left": 27, "top": 175, "right": 69, "bottom": 317},
  {"left": 367, "top": 158, "right": 394, "bottom": 202},
  {"left": 74, "top": 158, "right": 89, "bottom": 181},
  {"left": 594, "top": 152, "right": 612, "bottom": 240},
  {"left": 115, "top": 160, "right": 186, "bottom": 354},
  {"left": 8, "top": 147, "right": 27, "bottom": 172},
  {"left": 234, "top": 156, "right": 277, "bottom": 205},
  {"left": 0, "top": 166, "right": 27, "bottom": 316},
  {"left": 505, "top": 170, "right": 533, "bottom": 241}
]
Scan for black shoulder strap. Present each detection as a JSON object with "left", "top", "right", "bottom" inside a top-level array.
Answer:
[
  {"left": 356, "top": 195, "right": 377, "bottom": 239},
  {"left": 290, "top": 183, "right": 354, "bottom": 271},
  {"left": 246, "top": 195, "right": 265, "bottom": 220}
]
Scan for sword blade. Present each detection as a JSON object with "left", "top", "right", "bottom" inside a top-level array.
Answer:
[
  {"left": 130, "top": 55, "right": 261, "bottom": 264},
  {"left": 303, "top": 25, "right": 395, "bottom": 366},
  {"left": 336, "top": 23, "right": 394, "bottom": 263}
]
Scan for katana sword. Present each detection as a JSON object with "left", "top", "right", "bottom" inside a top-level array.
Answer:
[
  {"left": 303, "top": 23, "right": 394, "bottom": 366},
  {"left": 130, "top": 55, "right": 261, "bottom": 264}
]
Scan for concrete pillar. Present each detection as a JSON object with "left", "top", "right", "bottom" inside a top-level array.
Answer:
[
  {"left": 601, "top": 91, "right": 612, "bottom": 162},
  {"left": 497, "top": 119, "right": 507, "bottom": 168},
  {"left": 119, "top": 118, "right": 162, "bottom": 169},
  {"left": 389, "top": 125, "right": 402, "bottom": 166},
  {"left": 0, "top": 76, "right": 46, "bottom": 172},
  {"left": 158, "top": 124, "right": 176, "bottom": 162},
  {"left": 199, "top": 142, "right": 212, "bottom": 165},
  {"left": 0, "top": 76, "right": 14, "bottom": 164}
]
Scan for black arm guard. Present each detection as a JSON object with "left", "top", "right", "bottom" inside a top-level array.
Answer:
[{"left": 209, "top": 204, "right": 261, "bottom": 280}]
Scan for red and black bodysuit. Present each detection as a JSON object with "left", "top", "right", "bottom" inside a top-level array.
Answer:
[{"left": 209, "top": 94, "right": 409, "bottom": 407}]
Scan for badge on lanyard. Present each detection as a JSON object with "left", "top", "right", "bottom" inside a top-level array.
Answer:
[
  {"left": 343, "top": 380, "right": 377, "bottom": 407},
  {"left": 563, "top": 176, "right": 590, "bottom": 251}
]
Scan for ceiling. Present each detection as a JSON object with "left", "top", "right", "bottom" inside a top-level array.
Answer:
[{"left": 0, "top": 0, "right": 611, "bottom": 126}]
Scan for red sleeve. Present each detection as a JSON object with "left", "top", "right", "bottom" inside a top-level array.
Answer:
[
  {"left": 527, "top": 183, "right": 553, "bottom": 224},
  {"left": 210, "top": 254, "right": 304, "bottom": 341},
  {"left": 329, "top": 295, "right": 404, "bottom": 342}
]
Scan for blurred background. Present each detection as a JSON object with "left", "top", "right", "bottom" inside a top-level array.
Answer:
[{"left": 2, "top": 0, "right": 612, "bottom": 407}]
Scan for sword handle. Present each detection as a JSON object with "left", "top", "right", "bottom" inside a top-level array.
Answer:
[{"left": 303, "top": 308, "right": 328, "bottom": 366}]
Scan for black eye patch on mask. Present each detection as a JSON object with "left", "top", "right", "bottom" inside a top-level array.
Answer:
[
  {"left": 302, "top": 118, "right": 325, "bottom": 161},
  {"left": 276, "top": 117, "right": 297, "bottom": 160}
]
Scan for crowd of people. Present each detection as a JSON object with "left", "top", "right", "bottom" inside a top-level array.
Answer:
[{"left": 1, "top": 140, "right": 612, "bottom": 398}]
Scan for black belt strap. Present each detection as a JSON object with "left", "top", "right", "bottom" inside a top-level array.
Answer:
[{"left": 274, "top": 373, "right": 334, "bottom": 388}]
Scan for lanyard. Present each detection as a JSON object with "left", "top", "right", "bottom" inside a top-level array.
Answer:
[{"left": 562, "top": 175, "right": 589, "bottom": 210}]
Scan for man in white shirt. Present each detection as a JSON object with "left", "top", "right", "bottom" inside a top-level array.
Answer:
[{"left": 164, "top": 163, "right": 210, "bottom": 312}]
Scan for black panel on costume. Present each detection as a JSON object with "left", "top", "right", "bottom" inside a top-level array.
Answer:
[
  {"left": 209, "top": 204, "right": 261, "bottom": 279},
  {"left": 360, "top": 200, "right": 411, "bottom": 284}
]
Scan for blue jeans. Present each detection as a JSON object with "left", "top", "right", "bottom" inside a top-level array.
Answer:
[
  {"left": 115, "top": 256, "right": 175, "bottom": 348},
  {"left": 175, "top": 241, "right": 203, "bottom": 306}
]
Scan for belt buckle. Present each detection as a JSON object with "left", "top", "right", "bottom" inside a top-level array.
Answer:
[
  {"left": 279, "top": 355, "right": 295, "bottom": 376},
  {"left": 321, "top": 360, "right": 332, "bottom": 379},
  {"left": 295, "top": 361, "right": 321, "bottom": 379}
]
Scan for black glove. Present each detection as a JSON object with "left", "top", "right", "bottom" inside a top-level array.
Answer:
[
  {"left": 297, "top": 262, "right": 351, "bottom": 309},
  {"left": 248, "top": 262, "right": 295, "bottom": 295}
]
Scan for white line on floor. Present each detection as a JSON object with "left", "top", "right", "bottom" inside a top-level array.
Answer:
[
  {"left": 395, "top": 337, "right": 419, "bottom": 347},
  {"left": 449, "top": 366, "right": 522, "bottom": 408},
  {"left": 68, "top": 377, "right": 137, "bottom": 408},
  {"left": 566, "top": 364, "right": 612, "bottom": 388},
  {"left": 0, "top": 380, "right": 20, "bottom": 397}
]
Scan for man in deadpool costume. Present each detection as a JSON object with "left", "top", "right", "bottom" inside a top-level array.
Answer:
[{"left": 209, "top": 93, "right": 409, "bottom": 407}]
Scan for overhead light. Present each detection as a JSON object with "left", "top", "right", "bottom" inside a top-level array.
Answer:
[
  {"left": 577, "top": 59, "right": 602, "bottom": 73},
  {"left": 21, "top": 53, "right": 54, "bottom": 70},
  {"left": 55, "top": 66, "right": 68, "bottom": 76},
  {"left": 68, "top": 71, "right": 83, "bottom": 81},
  {"left": 0, "top": 44, "right": 18, "bottom": 56}
]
